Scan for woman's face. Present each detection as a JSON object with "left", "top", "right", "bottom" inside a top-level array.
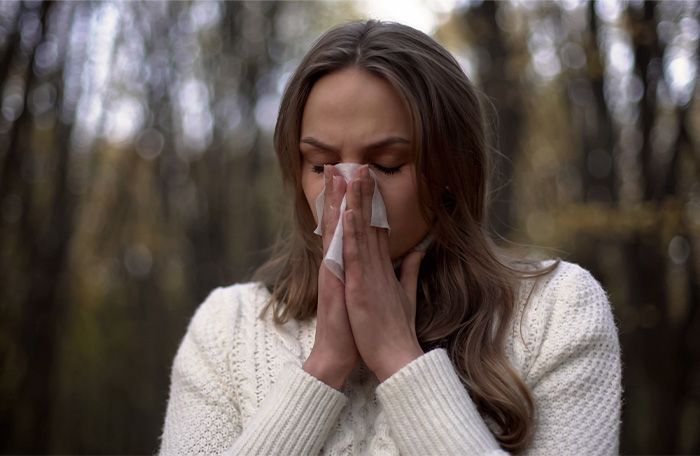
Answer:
[{"left": 300, "top": 67, "right": 430, "bottom": 261}]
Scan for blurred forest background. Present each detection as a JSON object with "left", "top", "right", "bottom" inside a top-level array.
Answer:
[{"left": 0, "top": 0, "right": 697, "bottom": 454}]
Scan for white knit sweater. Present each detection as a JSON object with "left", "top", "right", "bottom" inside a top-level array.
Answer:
[{"left": 158, "top": 260, "right": 622, "bottom": 455}]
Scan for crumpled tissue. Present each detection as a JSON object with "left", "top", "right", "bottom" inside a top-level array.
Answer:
[{"left": 313, "top": 163, "right": 389, "bottom": 282}]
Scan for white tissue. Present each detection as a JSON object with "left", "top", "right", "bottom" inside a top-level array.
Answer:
[{"left": 313, "top": 163, "right": 389, "bottom": 282}]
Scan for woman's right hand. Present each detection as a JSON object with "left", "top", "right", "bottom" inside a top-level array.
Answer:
[{"left": 302, "top": 165, "right": 360, "bottom": 390}]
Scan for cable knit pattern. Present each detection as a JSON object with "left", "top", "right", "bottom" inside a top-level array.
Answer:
[{"left": 158, "top": 260, "right": 622, "bottom": 455}]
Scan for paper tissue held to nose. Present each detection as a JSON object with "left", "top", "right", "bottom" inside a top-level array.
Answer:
[{"left": 313, "top": 163, "right": 390, "bottom": 283}]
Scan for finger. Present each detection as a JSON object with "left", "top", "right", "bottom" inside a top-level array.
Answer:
[
  {"left": 322, "top": 166, "right": 346, "bottom": 255},
  {"left": 376, "top": 228, "right": 392, "bottom": 271},
  {"left": 363, "top": 167, "right": 392, "bottom": 273},
  {"left": 345, "top": 168, "right": 362, "bottom": 216},
  {"left": 357, "top": 166, "right": 383, "bottom": 265},
  {"left": 321, "top": 165, "right": 334, "bottom": 253},
  {"left": 399, "top": 250, "right": 425, "bottom": 307},
  {"left": 344, "top": 173, "right": 367, "bottom": 257},
  {"left": 343, "top": 209, "right": 366, "bottom": 278},
  {"left": 360, "top": 166, "right": 373, "bottom": 226}
]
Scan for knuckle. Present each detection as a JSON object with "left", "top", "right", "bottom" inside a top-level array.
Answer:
[
  {"left": 353, "top": 229, "right": 365, "bottom": 241},
  {"left": 323, "top": 206, "right": 337, "bottom": 224},
  {"left": 324, "top": 192, "right": 333, "bottom": 207},
  {"left": 345, "top": 280, "right": 361, "bottom": 297},
  {"left": 344, "top": 249, "right": 359, "bottom": 265},
  {"left": 344, "top": 240, "right": 359, "bottom": 261}
]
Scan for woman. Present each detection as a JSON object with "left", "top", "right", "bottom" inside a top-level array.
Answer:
[{"left": 159, "top": 19, "right": 622, "bottom": 455}]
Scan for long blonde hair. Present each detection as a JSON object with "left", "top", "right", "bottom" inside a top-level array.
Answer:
[{"left": 252, "top": 19, "right": 560, "bottom": 453}]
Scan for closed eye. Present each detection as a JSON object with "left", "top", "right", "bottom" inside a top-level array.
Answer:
[
  {"left": 372, "top": 164, "right": 402, "bottom": 175},
  {"left": 310, "top": 164, "right": 403, "bottom": 175},
  {"left": 311, "top": 164, "right": 334, "bottom": 174}
]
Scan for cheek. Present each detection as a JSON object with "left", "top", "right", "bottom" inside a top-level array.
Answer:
[
  {"left": 302, "top": 174, "right": 324, "bottom": 223},
  {"left": 379, "top": 180, "right": 425, "bottom": 242},
  {"left": 384, "top": 191, "right": 422, "bottom": 230},
  {"left": 377, "top": 171, "right": 421, "bottom": 223}
]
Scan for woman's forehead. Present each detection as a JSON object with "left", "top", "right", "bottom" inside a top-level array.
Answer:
[{"left": 301, "top": 69, "right": 410, "bottom": 134}]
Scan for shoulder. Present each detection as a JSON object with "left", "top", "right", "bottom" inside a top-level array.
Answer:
[
  {"left": 516, "top": 259, "right": 611, "bottom": 320},
  {"left": 511, "top": 259, "right": 619, "bottom": 380},
  {"left": 182, "top": 282, "right": 271, "bottom": 351},
  {"left": 530, "top": 259, "right": 613, "bottom": 324},
  {"left": 172, "top": 282, "right": 272, "bottom": 379},
  {"left": 190, "top": 282, "right": 270, "bottom": 322}
]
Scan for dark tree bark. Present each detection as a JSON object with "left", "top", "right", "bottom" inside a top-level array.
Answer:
[
  {"left": 621, "top": 1, "right": 694, "bottom": 452},
  {"left": 1, "top": 1, "right": 79, "bottom": 453},
  {"left": 581, "top": 1, "right": 617, "bottom": 203},
  {"left": 631, "top": 1, "right": 664, "bottom": 203},
  {"left": 459, "top": 1, "right": 523, "bottom": 240}
]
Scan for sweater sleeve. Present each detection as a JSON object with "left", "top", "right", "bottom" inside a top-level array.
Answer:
[
  {"left": 524, "top": 265, "right": 622, "bottom": 454},
  {"left": 375, "top": 348, "right": 508, "bottom": 455},
  {"left": 223, "top": 365, "right": 348, "bottom": 455},
  {"left": 158, "top": 286, "right": 348, "bottom": 456},
  {"left": 374, "top": 263, "right": 622, "bottom": 456}
]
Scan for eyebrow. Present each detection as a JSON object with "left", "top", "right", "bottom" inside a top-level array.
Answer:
[{"left": 300, "top": 136, "right": 411, "bottom": 153}]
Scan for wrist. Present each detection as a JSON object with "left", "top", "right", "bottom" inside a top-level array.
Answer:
[
  {"left": 303, "top": 352, "right": 353, "bottom": 390},
  {"left": 375, "top": 344, "right": 424, "bottom": 383}
]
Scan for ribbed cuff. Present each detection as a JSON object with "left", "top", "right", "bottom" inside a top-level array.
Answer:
[
  {"left": 226, "top": 364, "right": 348, "bottom": 455},
  {"left": 376, "top": 348, "right": 505, "bottom": 455}
]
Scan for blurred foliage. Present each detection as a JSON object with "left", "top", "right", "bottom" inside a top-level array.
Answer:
[{"left": 0, "top": 0, "right": 697, "bottom": 454}]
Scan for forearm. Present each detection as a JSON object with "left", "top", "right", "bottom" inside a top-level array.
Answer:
[
  {"left": 225, "top": 364, "right": 348, "bottom": 455},
  {"left": 376, "top": 349, "right": 506, "bottom": 456},
  {"left": 302, "top": 352, "right": 353, "bottom": 390}
]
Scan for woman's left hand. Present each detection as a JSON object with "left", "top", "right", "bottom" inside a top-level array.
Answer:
[{"left": 342, "top": 165, "right": 426, "bottom": 383}]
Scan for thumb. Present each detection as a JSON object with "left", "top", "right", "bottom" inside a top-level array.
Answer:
[{"left": 399, "top": 250, "right": 425, "bottom": 305}]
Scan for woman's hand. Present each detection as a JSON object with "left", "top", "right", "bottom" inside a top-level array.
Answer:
[
  {"left": 342, "top": 165, "right": 426, "bottom": 383},
  {"left": 303, "top": 165, "right": 360, "bottom": 390}
]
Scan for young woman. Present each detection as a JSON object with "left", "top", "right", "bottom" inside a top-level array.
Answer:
[{"left": 159, "top": 20, "right": 622, "bottom": 455}]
